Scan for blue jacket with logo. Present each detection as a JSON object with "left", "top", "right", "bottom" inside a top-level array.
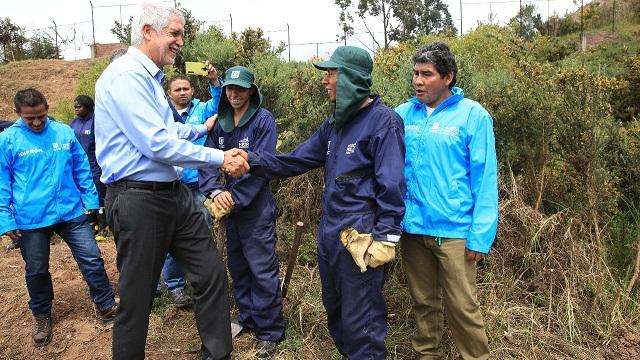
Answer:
[
  {"left": 175, "top": 82, "right": 222, "bottom": 185},
  {"left": 70, "top": 113, "right": 102, "bottom": 179},
  {"left": 395, "top": 87, "right": 498, "bottom": 254},
  {"left": 0, "top": 118, "right": 99, "bottom": 234},
  {"left": 248, "top": 96, "right": 406, "bottom": 243},
  {"left": 199, "top": 107, "right": 277, "bottom": 213}
]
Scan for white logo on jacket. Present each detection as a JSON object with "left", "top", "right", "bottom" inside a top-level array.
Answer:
[
  {"left": 429, "top": 122, "right": 459, "bottom": 137},
  {"left": 238, "top": 137, "right": 250, "bottom": 149},
  {"left": 52, "top": 143, "right": 60, "bottom": 150},
  {"left": 18, "top": 148, "right": 44, "bottom": 157},
  {"left": 84, "top": 130, "right": 91, "bottom": 135},
  {"left": 345, "top": 143, "right": 356, "bottom": 155},
  {"left": 218, "top": 137, "right": 224, "bottom": 148},
  {"left": 326, "top": 141, "right": 331, "bottom": 155}
]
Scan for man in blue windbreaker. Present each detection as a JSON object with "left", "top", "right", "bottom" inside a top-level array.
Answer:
[
  {"left": 156, "top": 65, "right": 222, "bottom": 308},
  {"left": 395, "top": 42, "right": 498, "bottom": 360},
  {"left": 1, "top": 120, "right": 18, "bottom": 251},
  {"left": 70, "top": 95, "right": 108, "bottom": 241},
  {"left": 242, "top": 46, "right": 406, "bottom": 359},
  {"left": 199, "top": 65, "right": 284, "bottom": 359},
  {"left": 0, "top": 88, "right": 118, "bottom": 348}
]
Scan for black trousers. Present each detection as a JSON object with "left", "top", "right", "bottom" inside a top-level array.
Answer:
[{"left": 106, "top": 183, "right": 232, "bottom": 360}]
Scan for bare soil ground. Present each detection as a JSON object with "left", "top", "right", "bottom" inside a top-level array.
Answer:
[{"left": 0, "top": 59, "right": 96, "bottom": 119}]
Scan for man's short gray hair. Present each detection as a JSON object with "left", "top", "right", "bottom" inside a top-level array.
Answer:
[{"left": 130, "top": 3, "right": 185, "bottom": 46}]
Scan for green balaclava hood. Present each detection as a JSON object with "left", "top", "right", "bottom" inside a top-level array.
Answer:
[
  {"left": 218, "top": 66, "right": 263, "bottom": 133},
  {"left": 313, "top": 46, "right": 373, "bottom": 129}
]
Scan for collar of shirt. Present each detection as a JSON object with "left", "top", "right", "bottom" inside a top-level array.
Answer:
[{"left": 127, "top": 46, "right": 165, "bottom": 84}]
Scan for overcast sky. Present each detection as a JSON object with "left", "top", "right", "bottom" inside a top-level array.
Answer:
[{"left": 3, "top": 0, "right": 582, "bottom": 61}]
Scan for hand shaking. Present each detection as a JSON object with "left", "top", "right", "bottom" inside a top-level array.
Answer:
[{"left": 222, "top": 148, "right": 249, "bottom": 177}]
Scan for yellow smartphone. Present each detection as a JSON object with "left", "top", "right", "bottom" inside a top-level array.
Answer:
[{"left": 185, "top": 61, "right": 208, "bottom": 76}]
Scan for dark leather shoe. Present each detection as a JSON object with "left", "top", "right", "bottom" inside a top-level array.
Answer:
[
  {"left": 169, "top": 288, "right": 193, "bottom": 308},
  {"left": 255, "top": 339, "right": 277, "bottom": 359},
  {"left": 32, "top": 314, "right": 52, "bottom": 347},
  {"left": 99, "top": 301, "right": 119, "bottom": 323}
]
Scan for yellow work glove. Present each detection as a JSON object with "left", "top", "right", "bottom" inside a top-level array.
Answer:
[
  {"left": 365, "top": 241, "right": 396, "bottom": 268},
  {"left": 203, "top": 198, "right": 230, "bottom": 221},
  {"left": 339, "top": 227, "right": 373, "bottom": 273}
]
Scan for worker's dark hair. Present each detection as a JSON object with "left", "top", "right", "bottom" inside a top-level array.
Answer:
[
  {"left": 14, "top": 88, "right": 48, "bottom": 112},
  {"left": 74, "top": 95, "right": 95, "bottom": 112},
  {"left": 413, "top": 42, "right": 458, "bottom": 89},
  {"left": 167, "top": 74, "right": 191, "bottom": 89}
]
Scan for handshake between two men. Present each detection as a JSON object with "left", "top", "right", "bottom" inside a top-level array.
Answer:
[
  {"left": 221, "top": 148, "right": 249, "bottom": 177},
  {"left": 204, "top": 148, "right": 249, "bottom": 222}
]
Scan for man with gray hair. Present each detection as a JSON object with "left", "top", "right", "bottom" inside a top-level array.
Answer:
[{"left": 95, "top": 3, "right": 245, "bottom": 359}]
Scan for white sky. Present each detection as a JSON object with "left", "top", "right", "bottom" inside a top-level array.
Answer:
[{"left": 3, "top": 0, "right": 582, "bottom": 61}]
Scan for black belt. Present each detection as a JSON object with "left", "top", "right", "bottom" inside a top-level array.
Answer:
[
  {"left": 111, "top": 180, "right": 182, "bottom": 191},
  {"left": 184, "top": 181, "right": 199, "bottom": 191}
]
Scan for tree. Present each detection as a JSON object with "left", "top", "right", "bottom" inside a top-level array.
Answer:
[
  {"left": 0, "top": 17, "right": 27, "bottom": 62},
  {"left": 390, "top": 0, "right": 456, "bottom": 41},
  {"left": 25, "top": 31, "right": 59, "bottom": 60},
  {"left": 335, "top": 0, "right": 455, "bottom": 49},
  {"left": 509, "top": 4, "right": 543, "bottom": 39},
  {"left": 335, "top": 0, "right": 394, "bottom": 49},
  {"left": 233, "top": 27, "right": 285, "bottom": 65},
  {"left": 110, "top": 16, "right": 132, "bottom": 45}
]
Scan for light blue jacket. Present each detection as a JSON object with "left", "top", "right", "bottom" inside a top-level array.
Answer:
[
  {"left": 176, "top": 82, "right": 222, "bottom": 185},
  {"left": 0, "top": 118, "right": 98, "bottom": 234},
  {"left": 395, "top": 87, "right": 498, "bottom": 253}
]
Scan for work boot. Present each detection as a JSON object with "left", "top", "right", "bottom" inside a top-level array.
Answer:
[
  {"left": 255, "top": 340, "right": 277, "bottom": 359},
  {"left": 168, "top": 288, "right": 193, "bottom": 308},
  {"left": 32, "top": 314, "right": 52, "bottom": 347},
  {"left": 98, "top": 301, "right": 119, "bottom": 323}
]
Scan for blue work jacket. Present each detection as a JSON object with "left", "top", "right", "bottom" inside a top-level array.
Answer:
[
  {"left": 0, "top": 118, "right": 98, "bottom": 234},
  {"left": 174, "top": 82, "right": 222, "bottom": 185},
  {"left": 395, "top": 87, "right": 499, "bottom": 254},
  {"left": 248, "top": 96, "right": 406, "bottom": 242},
  {"left": 199, "top": 107, "right": 277, "bottom": 213},
  {"left": 70, "top": 113, "right": 101, "bottom": 179}
]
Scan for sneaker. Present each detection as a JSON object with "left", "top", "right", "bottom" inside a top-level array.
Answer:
[
  {"left": 168, "top": 288, "right": 193, "bottom": 308},
  {"left": 99, "top": 301, "right": 119, "bottom": 323},
  {"left": 255, "top": 340, "right": 277, "bottom": 359},
  {"left": 32, "top": 314, "right": 52, "bottom": 347}
]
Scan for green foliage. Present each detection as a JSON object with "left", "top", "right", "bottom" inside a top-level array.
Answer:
[
  {"left": 76, "top": 58, "right": 108, "bottom": 99},
  {"left": 50, "top": 99, "right": 75, "bottom": 124},
  {"left": 233, "top": 27, "right": 285, "bottom": 66},
  {"left": 390, "top": 0, "right": 456, "bottom": 41},
  {"left": 0, "top": 17, "right": 28, "bottom": 62},
  {"left": 110, "top": 16, "right": 132, "bottom": 45},
  {"left": 508, "top": 4, "right": 543, "bottom": 39},
  {"left": 25, "top": 32, "right": 59, "bottom": 60}
]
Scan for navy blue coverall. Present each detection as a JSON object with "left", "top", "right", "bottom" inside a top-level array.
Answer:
[
  {"left": 248, "top": 96, "right": 406, "bottom": 359},
  {"left": 199, "top": 107, "right": 285, "bottom": 342}
]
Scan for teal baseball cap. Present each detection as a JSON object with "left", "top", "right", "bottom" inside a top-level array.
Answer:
[{"left": 223, "top": 66, "right": 255, "bottom": 88}]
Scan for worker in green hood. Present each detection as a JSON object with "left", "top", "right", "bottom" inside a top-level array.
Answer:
[
  {"left": 313, "top": 45, "right": 373, "bottom": 129},
  {"left": 243, "top": 46, "right": 406, "bottom": 359},
  {"left": 215, "top": 66, "right": 263, "bottom": 132}
]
